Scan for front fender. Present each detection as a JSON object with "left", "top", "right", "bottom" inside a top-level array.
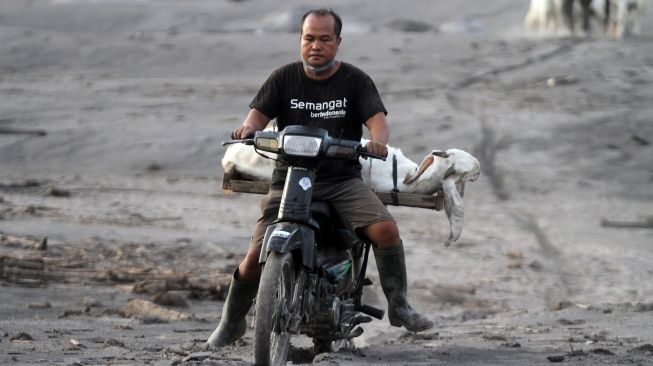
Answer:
[{"left": 259, "top": 223, "right": 316, "bottom": 268}]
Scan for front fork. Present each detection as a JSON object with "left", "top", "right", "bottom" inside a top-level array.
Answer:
[
  {"left": 288, "top": 268, "right": 307, "bottom": 333},
  {"left": 261, "top": 166, "right": 317, "bottom": 332}
]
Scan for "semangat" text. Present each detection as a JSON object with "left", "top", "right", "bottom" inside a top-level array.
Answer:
[{"left": 290, "top": 98, "right": 348, "bottom": 111}]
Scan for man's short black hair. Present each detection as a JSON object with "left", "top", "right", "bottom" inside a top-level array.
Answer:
[{"left": 301, "top": 8, "right": 342, "bottom": 37}]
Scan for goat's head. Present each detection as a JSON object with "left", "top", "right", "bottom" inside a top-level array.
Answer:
[
  {"left": 402, "top": 150, "right": 454, "bottom": 192},
  {"left": 402, "top": 149, "right": 480, "bottom": 194}
]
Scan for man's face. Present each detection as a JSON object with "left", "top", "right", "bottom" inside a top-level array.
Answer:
[{"left": 300, "top": 14, "right": 341, "bottom": 68}]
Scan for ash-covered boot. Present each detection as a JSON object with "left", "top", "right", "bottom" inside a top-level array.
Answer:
[
  {"left": 374, "top": 243, "right": 434, "bottom": 332},
  {"left": 205, "top": 271, "right": 258, "bottom": 348}
]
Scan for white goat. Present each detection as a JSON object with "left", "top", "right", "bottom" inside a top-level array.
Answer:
[
  {"left": 221, "top": 142, "right": 276, "bottom": 181},
  {"left": 359, "top": 139, "right": 480, "bottom": 246},
  {"left": 221, "top": 139, "right": 480, "bottom": 246}
]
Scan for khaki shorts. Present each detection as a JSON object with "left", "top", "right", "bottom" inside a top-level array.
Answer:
[{"left": 249, "top": 177, "right": 394, "bottom": 250}]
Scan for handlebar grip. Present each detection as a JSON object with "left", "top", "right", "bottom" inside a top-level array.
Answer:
[
  {"left": 231, "top": 131, "right": 255, "bottom": 140},
  {"left": 221, "top": 138, "right": 255, "bottom": 147},
  {"left": 358, "top": 146, "right": 387, "bottom": 161}
]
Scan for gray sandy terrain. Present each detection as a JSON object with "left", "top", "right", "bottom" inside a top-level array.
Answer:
[{"left": 1, "top": 0, "right": 652, "bottom": 365}]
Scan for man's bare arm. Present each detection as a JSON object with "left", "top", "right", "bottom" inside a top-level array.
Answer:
[{"left": 232, "top": 108, "right": 271, "bottom": 139}]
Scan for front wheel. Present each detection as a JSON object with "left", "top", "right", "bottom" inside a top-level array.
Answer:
[{"left": 253, "top": 252, "right": 296, "bottom": 366}]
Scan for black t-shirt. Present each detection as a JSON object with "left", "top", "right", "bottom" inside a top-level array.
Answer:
[{"left": 250, "top": 61, "right": 387, "bottom": 186}]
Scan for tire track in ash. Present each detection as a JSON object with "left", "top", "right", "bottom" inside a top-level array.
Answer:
[
  {"left": 445, "top": 41, "right": 580, "bottom": 305},
  {"left": 453, "top": 41, "right": 578, "bottom": 89},
  {"left": 448, "top": 93, "right": 574, "bottom": 305}
]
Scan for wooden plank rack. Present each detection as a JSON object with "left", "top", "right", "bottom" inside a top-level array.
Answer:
[{"left": 222, "top": 165, "right": 446, "bottom": 211}]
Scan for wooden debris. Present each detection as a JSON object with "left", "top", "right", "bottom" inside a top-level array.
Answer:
[
  {"left": 80, "top": 297, "right": 102, "bottom": 307},
  {"left": 547, "top": 355, "right": 565, "bottom": 362},
  {"left": 1, "top": 234, "right": 47, "bottom": 250},
  {"left": 501, "top": 342, "right": 521, "bottom": 348},
  {"left": 428, "top": 284, "right": 503, "bottom": 313},
  {"left": 9, "top": 332, "right": 34, "bottom": 342},
  {"left": 69, "top": 338, "right": 85, "bottom": 350},
  {"left": 550, "top": 301, "right": 574, "bottom": 311},
  {"left": 590, "top": 348, "right": 615, "bottom": 355},
  {"left": 1, "top": 253, "right": 231, "bottom": 299},
  {"left": 46, "top": 187, "right": 71, "bottom": 197},
  {"left": 124, "top": 299, "right": 193, "bottom": 322},
  {"left": 182, "top": 352, "right": 212, "bottom": 363},
  {"left": 505, "top": 250, "right": 523, "bottom": 259},
  {"left": 506, "top": 260, "right": 522, "bottom": 269},
  {"left": 103, "top": 339, "right": 126, "bottom": 348},
  {"left": 0, "top": 127, "right": 47, "bottom": 136},
  {"left": 0, "top": 179, "right": 42, "bottom": 188},
  {"left": 152, "top": 291, "right": 188, "bottom": 308},
  {"left": 631, "top": 134, "right": 650, "bottom": 146},
  {"left": 529, "top": 260, "right": 544, "bottom": 270},
  {"left": 600, "top": 217, "right": 653, "bottom": 229},
  {"left": 207, "top": 241, "right": 235, "bottom": 259},
  {"left": 27, "top": 301, "right": 51, "bottom": 309}
]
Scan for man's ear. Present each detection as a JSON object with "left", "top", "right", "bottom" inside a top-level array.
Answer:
[{"left": 337, "top": 37, "right": 342, "bottom": 46}]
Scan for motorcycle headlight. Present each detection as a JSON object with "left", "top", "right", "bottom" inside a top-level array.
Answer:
[{"left": 282, "top": 135, "right": 322, "bottom": 157}]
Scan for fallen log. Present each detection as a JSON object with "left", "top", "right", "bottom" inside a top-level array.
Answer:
[
  {"left": 124, "top": 299, "right": 194, "bottom": 321},
  {"left": 0, "top": 127, "right": 47, "bottom": 136},
  {"left": 600, "top": 217, "right": 653, "bottom": 229},
  {"left": 132, "top": 275, "right": 232, "bottom": 298}
]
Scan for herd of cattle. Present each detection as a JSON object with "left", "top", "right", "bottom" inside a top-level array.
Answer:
[{"left": 525, "top": 0, "right": 647, "bottom": 37}]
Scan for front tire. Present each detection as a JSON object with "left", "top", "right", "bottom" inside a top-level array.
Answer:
[{"left": 253, "top": 252, "right": 296, "bottom": 366}]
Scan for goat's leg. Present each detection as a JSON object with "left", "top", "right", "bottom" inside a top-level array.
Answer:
[{"left": 442, "top": 178, "right": 464, "bottom": 247}]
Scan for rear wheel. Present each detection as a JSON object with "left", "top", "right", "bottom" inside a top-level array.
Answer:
[{"left": 253, "top": 252, "right": 296, "bottom": 366}]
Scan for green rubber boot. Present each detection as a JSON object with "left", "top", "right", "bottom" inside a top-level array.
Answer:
[
  {"left": 205, "top": 271, "right": 258, "bottom": 348},
  {"left": 374, "top": 243, "right": 434, "bottom": 332}
]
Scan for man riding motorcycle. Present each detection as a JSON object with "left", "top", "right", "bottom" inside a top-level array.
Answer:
[{"left": 207, "top": 7, "right": 433, "bottom": 348}]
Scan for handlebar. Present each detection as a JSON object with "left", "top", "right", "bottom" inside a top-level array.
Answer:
[
  {"left": 222, "top": 138, "right": 254, "bottom": 147},
  {"left": 222, "top": 126, "right": 387, "bottom": 161},
  {"left": 230, "top": 131, "right": 255, "bottom": 140}
]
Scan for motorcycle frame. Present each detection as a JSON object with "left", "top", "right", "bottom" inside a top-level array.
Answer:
[{"left": 250, "top": 125, "right": 384, "bottom": 340}]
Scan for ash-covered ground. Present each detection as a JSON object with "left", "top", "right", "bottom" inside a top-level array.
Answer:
[{"left": 1, "top": 1, "right": 652, "bottom": 365}]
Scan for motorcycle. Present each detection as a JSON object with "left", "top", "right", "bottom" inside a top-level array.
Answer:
[{"left": 223, "top": 125, "right": 387, "bottom": 366}]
